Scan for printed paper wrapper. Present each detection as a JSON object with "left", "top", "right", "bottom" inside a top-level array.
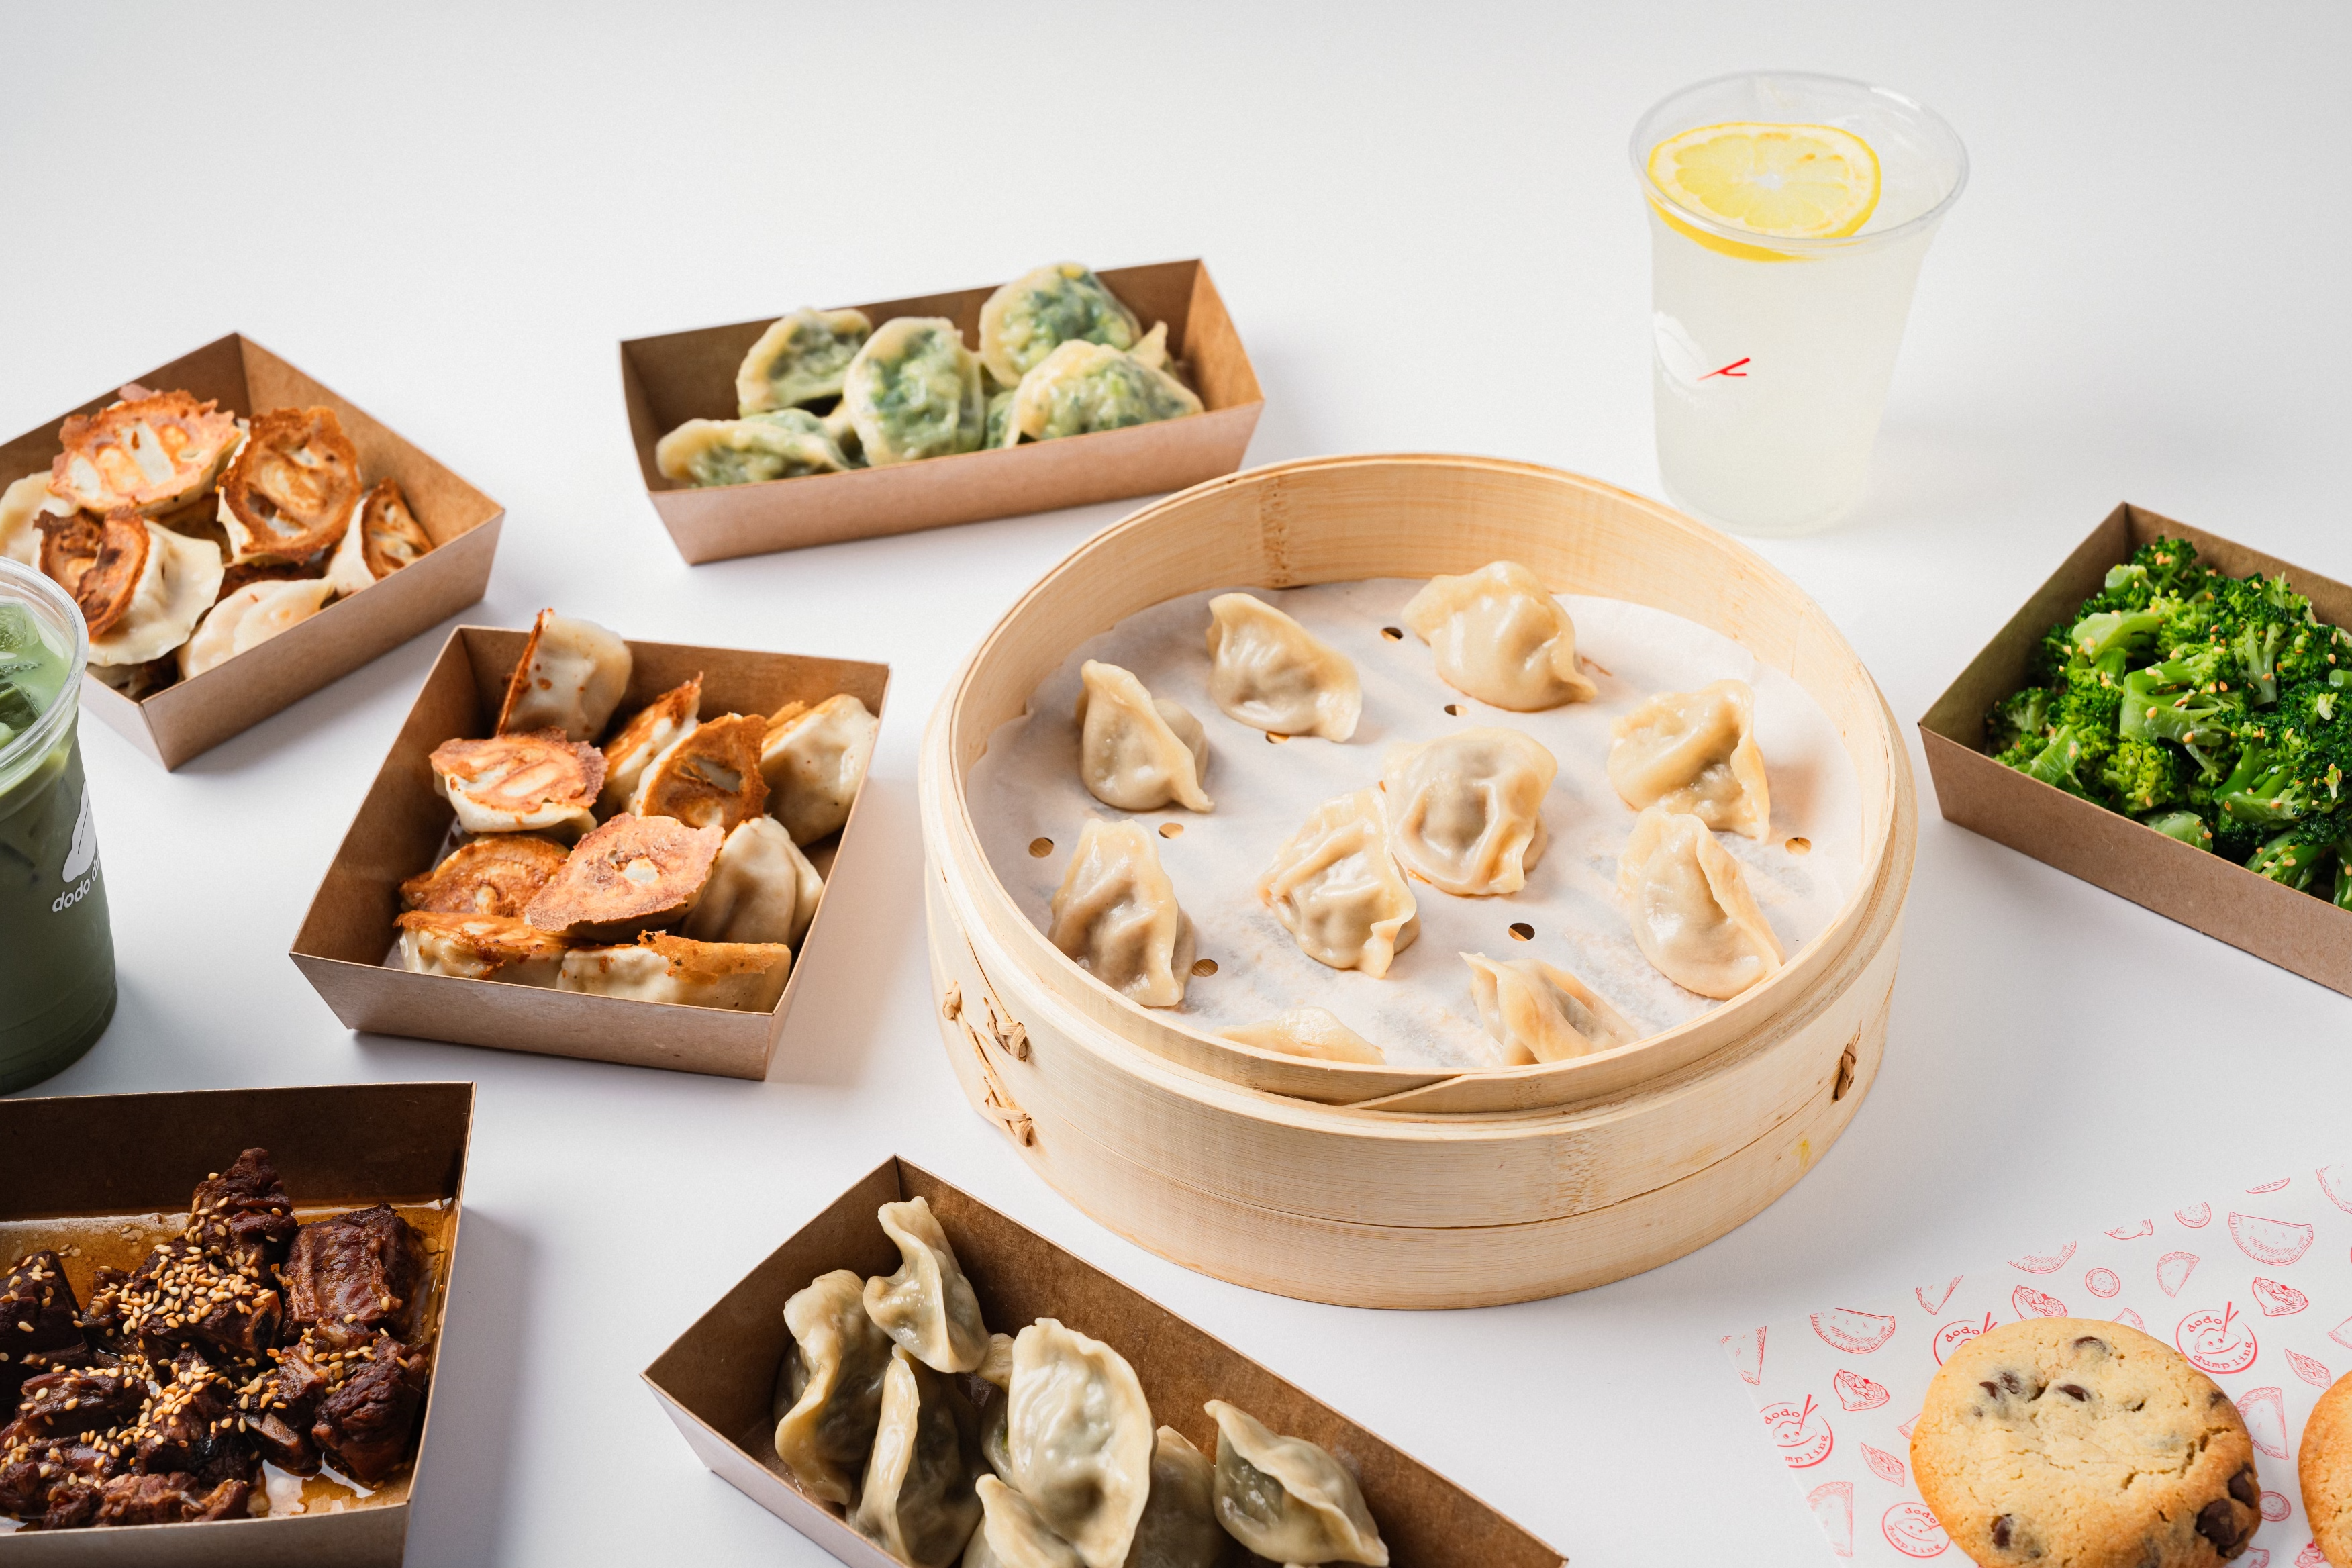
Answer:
[{"left": 1726, "top": 1163, "right": 2352, "bottom": 1565}]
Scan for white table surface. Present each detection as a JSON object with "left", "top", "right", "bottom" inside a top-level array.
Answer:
[{"left": 7, "top": 4, "right": 2350, "bottom": 1563}]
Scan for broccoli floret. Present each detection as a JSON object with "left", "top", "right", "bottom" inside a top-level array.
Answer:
[
  {"left": 2118, "top": 649, "right": 2243, "bottom": 764},
  {"left": 2337, "top": 857, "right": 2352, "bottom": 910},
  {"left": 2214, "top": 742, "right": 2322, "bottom": 827},
  {"left": 2011, "top": 726, "right": 2095, "bottom": 797},
  {"left": 2143, "top": 809, "right": 2214, "bottom": 850},
  {"left": 2067, "top": 606, "right": 2173, "bottom": 666},
  {"left": 2099, "top": 738, "right": 2186, "bottom": 814},
  {"left": 2211, "top": 573, "right": 2314, "bottom": 705},
  {"left": 1987, "top": 686, "right": 2055, "bottom": 754},
  {"left": 2094, "top": 538, "right": 2205, "bottom": 611},
  {"left": 2247, "top": 826, "right": 2333, "bottom": 893}
]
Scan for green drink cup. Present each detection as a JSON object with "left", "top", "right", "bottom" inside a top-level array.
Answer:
[{"left": 0, "top": 560, "right": 115, "bottom": 1092}]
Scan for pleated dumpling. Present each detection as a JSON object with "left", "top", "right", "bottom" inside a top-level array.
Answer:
[
  {"left": 965, "top": 1475, "right": 1083, "bottom": 1568},
  {"left": 654, "top": 411, "right": 854, "bottom": 487},
  {"left": 737, "top": 307, "right": 873, "bottom": 414},
  {"left": 773, "top": 1268, "right": 895, "bottom": 1505},
  {"left": 1204, "top": 1401, "right": 1387, "bottom": 1567},
  {"left": 52, "top": 513, "right": 225, "bottom": 667},
  {"left": 496, "top": 609, "right": 632, "bottom": 742},
  {"left": 1217, "top": 1009, "right": 1384, "bottom": 1065},
  {"left": 852, "top": 1346, "right": 987, "bottom": 1568},
  {"left": 1002, "top": 342, "right": 1200, "bottom": 446},
  {"left": 863, "top": 1195, "right": 991, "bottom": 1375},
  {"left": 1616, "top": 807, "right": 1782, "bottom": 999},
  {"left": 1401, "top": 560, "right": 1596, "bottom": 711},
  {"left": 1257, "top": 790, "right": 1417, "bottom": 977},
  {"left": 1047, "top": 818, "right": 1195, "bottom": 1007},
  {"left": 761, "top": 694, "right": 879, "bottom": 844},
  {"left": 1607, "top": 679, "right": 1769, "bottom": 840},
  {"left": 1378, "top": 728, "right": 1556, "bottom": 896},
  {"left": 1075, "top": 660, "right": 1211, "bottom": 813},
  {"left": 1003, "top": 1318, "right": 1153, "bottom": 1568},
  {"left": 679, "top": 815, "right": 824, "bottom": 948},
  {"left": 844, "top": 317, "right": 986, "bottom": 465},
  {"left": 179, "top": 576, "right": 335, "bottom": 679},
  {"left": 1123, "top": 1426, "right": 1229, "bottom": 1568},
  {"left": 978, "top": 262, "right": 1142, "bottom": 387},
  {"left": 1461, "top": 953, "right": 1641, "bottom": 1066},
  {"left": 1204, "top": 594, "right": 1359, "bottom": 740}
]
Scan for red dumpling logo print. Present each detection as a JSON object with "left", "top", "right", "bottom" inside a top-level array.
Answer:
[
  {"left": 2177, "top": 1203, "right": 2213, "bottom": 1228},
  {"left": 2084, "top": 1267, "right": 2121, "bottom": 1299},
  {"left": 1934, "top": 1312, "right": 1998, "bottom": 1365},
  {"left": 2252, "top": 1277, "right": 2308, "bottom": 1317},
  {"left": 1861, "top": 1443, "right": 1906, "bottom": 1486},
  {"left": 2177, "top": 1302, "right": 2259, "bottom": 1376},
  {"left": 2009, "top": 1242, "right": 2075, "bottom": 1274},
  {"left": 1916, "top": 1277, "right": 1962, "bottom": 1314},
  {"left": 2157, "top": 1251, "right": 2200, "bottom": 1297},
  {"left": 2229, "top": 1213, "right": 2315, "bottom": 1266},
  {"left": 1808, "top": 1481, "right": 1853, "bottom": 1559},
  {"left": 1834, "top": 1369, "right": 1890, "bottom": 1412},
  {"left": 2237, "top": 1387, "right": 2288, "bottom": 1459},
  {"left": 1724, "top": 1326, "right": 1765, "bottom": 1385},
  {"left": 2288, "top": 1349, "right": 2333, "bottom": 1389},
  {"left": 2318, "top": 1164, "right": 2352, "bottom": 1214},
  {"left": 1882, "top": 1502, "right": 1950, "bottom": 1559},
  {"left": 2107, "top": 1219, "right": 2155, "bottom": 1240},
  {"left": 2013, "top": 1285, "right": 2067, "bottom": 1320},
  {"left": 1763, "top": 1395, "right": 1833, "bottom": 1468},
  {"left": 1812, "top": 1308, "right": 1898, "bottom": 1355}
]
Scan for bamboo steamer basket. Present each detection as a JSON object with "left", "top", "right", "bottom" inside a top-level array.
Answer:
[{"left": 919, "top": 455, "right": 1915, "bottom": 1307}]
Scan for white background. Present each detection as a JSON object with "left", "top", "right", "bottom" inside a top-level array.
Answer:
[{"left": 5, "top": 3, "right": 2349, "bottom": 1563}]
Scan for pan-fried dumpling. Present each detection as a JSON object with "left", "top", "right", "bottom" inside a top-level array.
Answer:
[
  {"left": 1047, "top": 818, "right": 1195, "bottom": 1007},
  {"left": 1075, "top": 660, "right": 1212, "bottom": 813},
  {"left": 218, "top": 405, "right": 364, "bottom": 565},
  {"left": 852, "top": 1346, "right": 987, "bottom": 1568},
  {"left": 978, "top": 263, "right": 1143, "bottom": 387},
  {"left": 1124, "top": 1426, "right": 1228, "bottom": 1568},
  {"left": 1616, "top": 807, "right": 1781, "bottom": 999},
  {"left": 680, "top": 815, "right": 824, "bottom": 948},
  {"left": 966, "top": 1475, "right": 1083, "bottom": 1568},
  {"left": 50, "top": 389, "right": 243, "bottom": 517},
  {"left": 430, "top": 730, "right": 604, "bottom": 838},
  {"left": 81, "top": 517, "right": 224, "bottom": 667},
  {"left": 1204, "top": 1402, "right": 1386, "bottom": 1567},
  {"left": 1401, "top": 560, "right": 1596, "bottom": 711},
  {"left": 1204, "top": 594, "right": 1359, "bottom": 740},
  {"left": 1216, "top": 1009, "right": 1384, "bottom": 1065},
  {"left": 1257, "top": 791, "right": 1417, "bottom": 977},
  {"left": 630, "top": 711, "right": 770, "bottom": 832},
  {"left": 774, "top": 1268, "right": 895, "bottom": 1506},
  {"left": 654, "top": 411, "right": 852, "bottom": 487},
  {"left": 395, "top": 912, "right": 567, "bottom": 986},
  {"left": 1003, "top": 1318, "right": 1153, "bottom": 1568},
  {"left": 844, "top": 317, "right": 986, "bottom": 465},
  {"left": 0, "top": 472, "right": 70, "bottom": 566},
  {"left": 497, "top": 609, "right": 632, "bottom": 742},
  {"left": 1378, "top": 728, "right": 1555, "bottom": 896},
  {"left": 1607, "top": 679, "right": 1769, "bottom": 840},
  {"left": 761, "top": 693, "right": 879, "bottom": 844},
  {"left": 179, "top": 575, "right": 335, "bottom": 679},
  {"left": 1461, "top": 952, "right": 1640, "bottom": 1065},
  {"left": 737, "top": 307, "right": 874, "bottom": 414},
  {"left": 556, "top": 932, "right": 791, "bottom": 1010},
  {"left": 326, "top": 477, "right": 434, "bottom": 595},
  {"left": 1001, "top": 342, "right": 1201, "bottom": 447},
  {"left": 864, "top": 1196, "right": 991, "bottom": 1375},
  {"left": 599, "top": 676, "right": 701, "bottom": 815}
]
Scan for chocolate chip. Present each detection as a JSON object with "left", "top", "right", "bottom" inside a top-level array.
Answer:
[
  {"left": 2000, "top": 1370, "right": 2024, "bottom": 1393},
  {"left": 1991, "top": 1514, "right": 2012, "bottom": 1548},
  {"left": 1980, "top": 1380, "right": 2002, "bottom": 1398},
  {"left": 2059, "top": 1383, "right": 2088, "bottom": 1400},
  {"left": 2229, "top": 1466, "right": 2259, "bottom": 1506},
  {"left": 2196, "top": 1498, "right": 2245, "bottom": 1553},
  {"left": 2071, "top": 1335, "right": 2108, "bottom": 1355}
]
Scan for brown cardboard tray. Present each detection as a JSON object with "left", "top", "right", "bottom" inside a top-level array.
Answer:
[
  {"left": 0, "top": 1081, "right": 471, "bottom": 1567},
  {"left": 642, "top": 1156, "right": 1566, "bottom": 1568},
  {"left": 288, "top": 625, "right": 887, "bottom": 1078},
  {"left": 1920, "top": 501, "right": 2352, "bottom": 995},
  {"left": 620, "top": 259, "right": 1263, "bottom": 565},
  {"left": 0, "top": 335, "right": 504, "bottom": 769}
]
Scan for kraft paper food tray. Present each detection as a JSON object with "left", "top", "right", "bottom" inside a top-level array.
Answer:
[
  {"left": 642, "top": 1156, "right": 1566, "bottom": 1568},
  {"left": 620, "top": 259, "right": 1263, "bottom": 565},
  {"left": 0, "top": 1081, "right": 471, "bottom": 1568},
  {"left": 0, "top": 334, "right": 504, "bottom": 769},
  {"left": 1920, "top": 502, "right": 2352, "bottom": 997},
  {"left": 289, "top": 625, "right": 888, "bottom": 1079}
]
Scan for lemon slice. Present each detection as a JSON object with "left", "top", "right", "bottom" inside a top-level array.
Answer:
[{"left": 1648, "top": 121, "right": 1880, "bottom": 240}]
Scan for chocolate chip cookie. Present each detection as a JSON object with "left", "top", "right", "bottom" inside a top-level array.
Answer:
[
  {"left": 2301, "top": 1368, "right": 2352, "bottom": 1566},
  {"left": 1912, "top": 1317, "right": 2259, "bottom": 1567}
]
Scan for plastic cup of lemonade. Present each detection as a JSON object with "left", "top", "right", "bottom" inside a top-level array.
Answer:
[
  {"left": 1632, "top": 71, "right": 1967, "bottom": 536},
  {"left": 0, "top": 558, "right": 116, "bottom": 1092}
]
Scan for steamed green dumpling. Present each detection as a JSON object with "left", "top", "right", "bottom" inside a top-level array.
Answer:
[
  {"left": 655, "top": 409, "right": 853, "bottom": 487},
  {"left": 842, "top": 317, "right": 985, "bottom": 466},
  {"left": 983, "top": 389, "right": 1016, "bottom": 451},
  {"left": 736, "top": 307, "right": 873, "bottom": 415},
  {"left": 979, "top": 263, "right": 1142, "bottom": 387},
  {"left": 1003, "top": 342, "right": 1202, "bottom": 447}
]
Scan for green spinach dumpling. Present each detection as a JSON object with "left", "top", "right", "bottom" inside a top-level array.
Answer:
[
  {"left": 979, "top": 263, "right": 1142, "bottom": 387},
  {"left": 1003, "top": 342, "right": 1202, "bottom": 447},
  {"left": 654, "top": 409, "right": 852, "bottom": 487},
  {"left": 736, "top": 307, "right": 873, "bottom": 414},
  {"left": 843, "top": 317, "right": 985, "bottom": 466},
  {"left": 984, "top": 389, "right": 1016, "bottom": 450}
]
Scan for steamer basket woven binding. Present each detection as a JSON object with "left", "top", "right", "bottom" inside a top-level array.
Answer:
[{"left": 919, "top": 454, "right": 1915, "bottom": 1307}]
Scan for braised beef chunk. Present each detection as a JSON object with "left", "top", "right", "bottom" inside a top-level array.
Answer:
[
  {"left": 283, "top": 1205, "right": 425, "bottom": 1337},
  {"left": 93, "top": 1470, "right": 251, "bottom": 1526},
  {"left": 118, "top": 1240, "right": 283, "bottom": 1361},
  {"left": 75, "top": 1267, "right": 131, "bottom": 1354},
  {"left": 188, "top": 1149, "right": 297, "bottom": 1270},
  {"left": 7, "top": 1366, "right": 146, "bottom": 1440},
  {"left": 2, "top": 1251, "right": 90, "bottom": 1412},
  {"left": 128, "top": 1347, "right": 256, "bottom": 1488},
  {"left": 312, "top": 1332, "right": 429, "bottom": 1483},
  {"left": 0, "top": 1436, "right": 115, "bottom": 1526},
  {"left": 247, "top": 1324, "right": 365, "bottom": 1476}
]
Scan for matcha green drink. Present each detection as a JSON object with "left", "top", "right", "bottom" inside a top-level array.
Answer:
[{"left": 0, "top": 560, "right": 115, "bottom": 1092}]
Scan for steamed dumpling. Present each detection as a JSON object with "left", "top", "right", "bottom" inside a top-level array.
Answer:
[
  {"left": 774, "top": 1268, "right": 895, "bottom": 1506},
  {"left": 1203, "top": 1401, "right": 1387, "bottom": 1567},
  {"left": 1001, "top": 342, "right": 1199, "bottom": 447},
  {"left": 1607, "top": 679, "right": 1770, "bottom": 840},
  {"left": 1401, "top": 560, "right": 1596, "bottom": 711},
  {"left": 864, "top": 1195, "right": 990, "bottom": 1375},
  {"left": 496, "top": 609, "right": 632, "bottom": 742},
  {"left": 1075, "top": 660, "right": 1211, "bottom": 813},
  {"left": 1461, "top": 952, "right": 1640, "bottom": 1065},
  {"left": 0, "top": 472, "right": 70, "bottom": 566},
  {"left": 737, "top": 307, "right": 874, "bottom": 414},
  {"left": 852, "top": 1346, "right": 987, "bottom": 1568},
  {"left": 1047, "top": 818, "right": 1195, "bottom": 1007},
  {"left": 1003, "top": 1318, "right": 1153, "bottom": 1568},
  {"left": 761, "top": 694, "right": 879, "bottom": 844},
  {"left": 84, "top": 518, "right": 225, "bottom": 667},
  {"left": 965, "top": 1475, "right": 1083, "bottom": 1568},
  {"left": 1123, "top": 1426, "right": 1229, "bottom": 1568},
  {"left": 1616, "top": 807, "right": 1781, "bottom": 999},
  {"left": 679, "top": 815, "right": 823, "bottom": 948},
  {"left": 1217, "top": 1008, "right": 1385, "bottom": 1065},
  {"left": 178, "top": 575, "right": 335, "bottom": 679},
  {"left": 1257, "top": 790, "right": 1418, "bottom": 977},
  {"left": 654, "top": 411, "right": 853, "bottom": 487},
  {"left": 978, "top": 263, "right": 1142, "bottom": 387},
  {"left": 844, "top": 317, "right": 986, "bottom": 465},
  {"left": 1204, "top": 594, "right": 1359, "bottom": 740},
  {"left": 1377, "top": 728, "right": 1555, "bottom": 896}
]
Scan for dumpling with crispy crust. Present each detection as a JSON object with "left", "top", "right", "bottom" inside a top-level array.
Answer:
[
  {"left": 399, "top": 836, "right": 570, "bottom": 918},
  {"left": 496, "top": 609, "right": 633, "bottom": 742},
  {"left": 395, "top": 912, "right": 568, "bottom": 986},
  {"left": 0, "top": 472, "right": 72, "bottom": 566},
  {"left": 599, "top": 676, "right": 701, "bottom": 816},
  {"left": 218, "top": 406, "right": 365, "bottom": 565},
  {"left": 49, "top": 389, "right": 244, "bottom": 517},
  {"left": 631, "top": 712, "right": 769, "bottom": 832},
  {"left": 522, "top": 812, "right": 722, "bottom": 940},
  {"left": 325, "top": 479, "right": 433, "bottom": 595},
  {"left": 42, "top": 510, "right": 226, "bottom": 667},
  {"left": 557, "top": 932, "right": 791, "bottom": 1011},
  {"left": 428, "top": 730, "right": 604, "bottom": 838}
]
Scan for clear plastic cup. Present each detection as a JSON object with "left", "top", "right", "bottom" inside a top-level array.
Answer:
[
  {"left": 1632, "top": 71, "right": 1968, "bottom": 536},
  {"left": 0, "top": 559, "right": 116, "bottom": 1092}
]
